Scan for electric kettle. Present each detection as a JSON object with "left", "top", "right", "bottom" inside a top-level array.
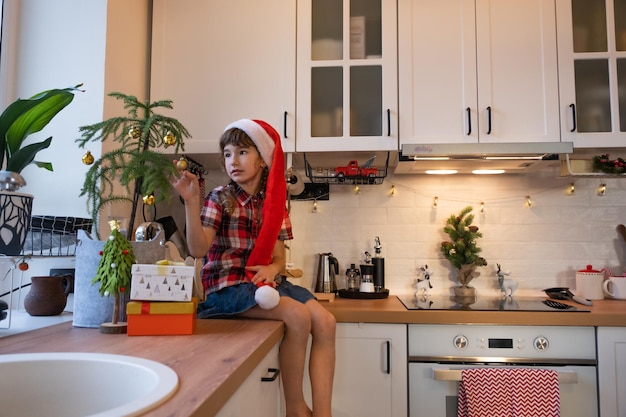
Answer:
[{"left": 314, "top": 253, "right": 339, "bottom": 293}]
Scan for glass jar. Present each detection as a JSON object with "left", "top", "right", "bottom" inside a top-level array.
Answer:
[{"left": 346, "top": 264, "right": 360, "bottom": 291}]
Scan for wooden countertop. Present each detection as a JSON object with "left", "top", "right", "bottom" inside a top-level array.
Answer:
[
  {"left": 324, "top": 295, "right": 626, "bottom": 326},
  {"left": 1, "top": 295, "right": 624, "bottom": 417},
  {"left": 0, "top": 319, "right": 284, "bottom": 417}
]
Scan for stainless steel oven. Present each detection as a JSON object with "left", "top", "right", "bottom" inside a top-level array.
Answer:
[{"left": 408, "top": 324, "right": 598, "bottom": 417}]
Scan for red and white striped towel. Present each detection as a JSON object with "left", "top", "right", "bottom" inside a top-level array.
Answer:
[{"left": 458, "top": 368, "right": 560, "bottom": 417}]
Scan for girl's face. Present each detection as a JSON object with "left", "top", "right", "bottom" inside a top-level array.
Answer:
[{"left": 223, "top": 144, "right": 266, "bottom": 190}]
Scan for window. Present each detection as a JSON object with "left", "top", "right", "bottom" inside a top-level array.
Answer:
[{"left": 0, "top": 0, "right": 3, "bottom": 56}]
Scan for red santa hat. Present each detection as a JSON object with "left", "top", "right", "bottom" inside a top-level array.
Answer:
[
  {"left": 225, "top": 119, "right": 278, "bottom": 169},
  {"left": 225, "top": 119, "right": 285, "bottom": 308}
]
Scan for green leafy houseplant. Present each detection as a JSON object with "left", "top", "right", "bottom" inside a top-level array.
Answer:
[
  {"left": 75, "top": 92, "right": 191, "bottom": 239},
  {"left": 0, "top": 84, "right": 82, "bottom": 256},
  {"left": 440, "top": 206, "right": 487, "bottom": 287},
  {"left": 0, "top": 84, "right": 83, "bottom": 182}
]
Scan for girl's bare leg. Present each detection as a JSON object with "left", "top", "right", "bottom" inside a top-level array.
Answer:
[
  {"left": 241, "top": 297, "right": 314, "bottom": 417},
  {"left": 305, "top": 300, "right": 336, "bottom": 417}
]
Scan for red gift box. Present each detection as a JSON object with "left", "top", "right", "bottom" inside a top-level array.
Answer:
[{"left": 127, "top": 299, "right": 197, "bottom": 336}]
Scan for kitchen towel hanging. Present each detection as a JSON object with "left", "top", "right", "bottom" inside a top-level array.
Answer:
[{"left": 457, "top": 368, "right": 560, "bottom": 417}]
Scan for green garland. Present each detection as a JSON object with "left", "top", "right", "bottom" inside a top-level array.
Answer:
[{"left": 592, "top": 154, "right": 626, "bottom": 174}]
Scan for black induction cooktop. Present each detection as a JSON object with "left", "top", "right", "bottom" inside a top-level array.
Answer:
[{"left": 397, "top": 294, "right": 590, "bottom": 312}]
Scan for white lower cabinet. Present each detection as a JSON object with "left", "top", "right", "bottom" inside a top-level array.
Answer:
[
  {"left": 216, "top": 343, "right": 282, "bottom": 417},
  {"left": 597, "top": 327, "right": 626, "bottom": 417},
  {"left": 304, "top": 322, "right": 407, "bottom": 417}
]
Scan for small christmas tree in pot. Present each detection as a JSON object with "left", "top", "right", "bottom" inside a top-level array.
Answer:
[
  {"left": 92, "top": 220, "right": 136, "bottom": 334},
  {"left": 440, "top": 206, "right": 487, "bottom": 303}
]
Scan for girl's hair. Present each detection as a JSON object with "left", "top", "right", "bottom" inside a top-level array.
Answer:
[
  {"left": 220, "top": 127, "right": 257, "bottom": 153},
  {"left": 218, "top": 127, "right": 268, "bottom": 214}
]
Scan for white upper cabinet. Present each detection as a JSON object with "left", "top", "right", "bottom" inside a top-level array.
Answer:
[
  {"left": 296, "top": 0, "right": 398, "bottom": 151},
  {"left": 150, "top": 0, "right": 296, "bottom": 154},
  {"left": 556, "top": 0, "right": 626, "bottom": 147},
  {"left": 398, "top": 0, "right": 561, "bottom": 145}
]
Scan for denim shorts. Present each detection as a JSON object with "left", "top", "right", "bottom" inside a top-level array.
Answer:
[{"left": 197, "top": 276, "right": 316, "bottom": 318}]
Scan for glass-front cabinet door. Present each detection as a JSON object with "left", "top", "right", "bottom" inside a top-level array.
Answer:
[
  {"left": 296, "top": 0, "right": 398, "bottom": 151},
  {"left": 557, "top": 0, "right": 626, "bottom": 147}
]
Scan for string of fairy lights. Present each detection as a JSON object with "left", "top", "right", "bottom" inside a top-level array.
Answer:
[
  {"left": 200, "top": 158, "right": 615, "bottom": 214},
  {"left": 299, "top": 176, "right": 614, "bottom": 213},
  {"left": 388, "top": 179, "right": 611, "bottom": 209}
]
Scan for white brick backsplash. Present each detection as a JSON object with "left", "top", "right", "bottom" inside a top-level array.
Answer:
[{"left": 286, "top": 168, "right": 626, "bottom": 296}]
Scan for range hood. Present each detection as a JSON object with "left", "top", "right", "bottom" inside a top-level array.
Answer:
[{"left": 396, "top": 142, "right": 574, "bottom": 174}]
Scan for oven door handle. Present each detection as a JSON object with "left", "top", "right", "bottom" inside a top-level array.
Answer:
[{"left": 433, "top": 369, "right": 578, "bottom": 384}]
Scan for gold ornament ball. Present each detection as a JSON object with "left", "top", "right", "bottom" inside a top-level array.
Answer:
[
  {"left": 128, "top": 126, "right": 141, "bottom": 139},
  {"left": 142, "top": 194, "right": 156, "bottom": 205},
  {"left": 82, "top": 151, "right": 94, "bottom": 165},
  {"left": 163, "top": 131, "right": 176, "bottom": 147},
  {"left": 176, "top": 158, "right": 188, "bottom": 170}
]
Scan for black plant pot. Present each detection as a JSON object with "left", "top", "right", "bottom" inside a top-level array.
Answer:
[{"left": 0, "top": 191, "right": 33, "bottom": 256}]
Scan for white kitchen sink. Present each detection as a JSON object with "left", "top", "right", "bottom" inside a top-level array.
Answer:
[{"left": 0, "top": 352, "right": 178, "bottom": 417}]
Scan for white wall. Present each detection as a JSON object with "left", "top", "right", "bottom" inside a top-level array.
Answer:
[
  {"left": 0, "top": 0, "right": 151, "bottom": 219},
  {"left": 1, "top": 0, "right": 108, "bottom": 218},
  {"left": 0, "top": 0, "right": 151, "bottom": 310}
]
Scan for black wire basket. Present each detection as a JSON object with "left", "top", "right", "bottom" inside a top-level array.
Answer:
[{"left": 22, "top": 215, "right": 93, "bottom": 257}]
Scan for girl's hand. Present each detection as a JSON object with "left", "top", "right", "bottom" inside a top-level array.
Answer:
[
  {"left": 245, "top": 265, "right": 278, "bottom": 287},
  {"left": 170, "top": 164, "right": 200, "bottom": 202}
]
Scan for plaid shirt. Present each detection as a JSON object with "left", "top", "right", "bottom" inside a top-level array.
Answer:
[{"left": 199, "top": 182, "right": 293, "bottom": 294}]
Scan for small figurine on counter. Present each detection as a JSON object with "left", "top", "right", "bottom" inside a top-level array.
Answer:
[
  {"left": 364, "top": 251, "right": 372, "bottom": 264},
  {"left": 499, "top": 296, "right": 520, "bottom": 310},
  {"left": 496, "top": 263, "right": 518, "bottom": 297},
  {"left": 415, "top": 264, "right": 433, "bottom": 298},
  {"left": 415, "top": 296, "right": 434, "bottom": 309}
]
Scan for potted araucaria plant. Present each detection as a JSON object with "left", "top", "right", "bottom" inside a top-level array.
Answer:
[
  {"left": 75, "top": 91, "right": 191, "bottom": 239},
  {"left": 0, "top": 83, "right": 83, "bottom": 255}
]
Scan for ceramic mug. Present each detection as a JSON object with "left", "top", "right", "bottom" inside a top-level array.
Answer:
[{"left": 603, "top": 277, "right": 626, "bottom": 300}]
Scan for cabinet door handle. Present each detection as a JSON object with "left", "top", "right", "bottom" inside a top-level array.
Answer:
[
  {"left": 486, "top": 106, "right": 492, "bottom": 135},
  {"left": 385, "top": 341, "right": 391, "bottom": 374},
  {"left": 386, "top": 109, "right": 391, "bottom": 137},
  {"left": 261, "top": 368, "right": 280, "bottom": 382},
  {"left": 283, "top": 111, "right": 288, "bottom": 139},
  {"left": 569, "top": 103, "right": 576, "bottom": 132},
  {"left": 466, "top": 107, "right": 472, "bottom": 135}
]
